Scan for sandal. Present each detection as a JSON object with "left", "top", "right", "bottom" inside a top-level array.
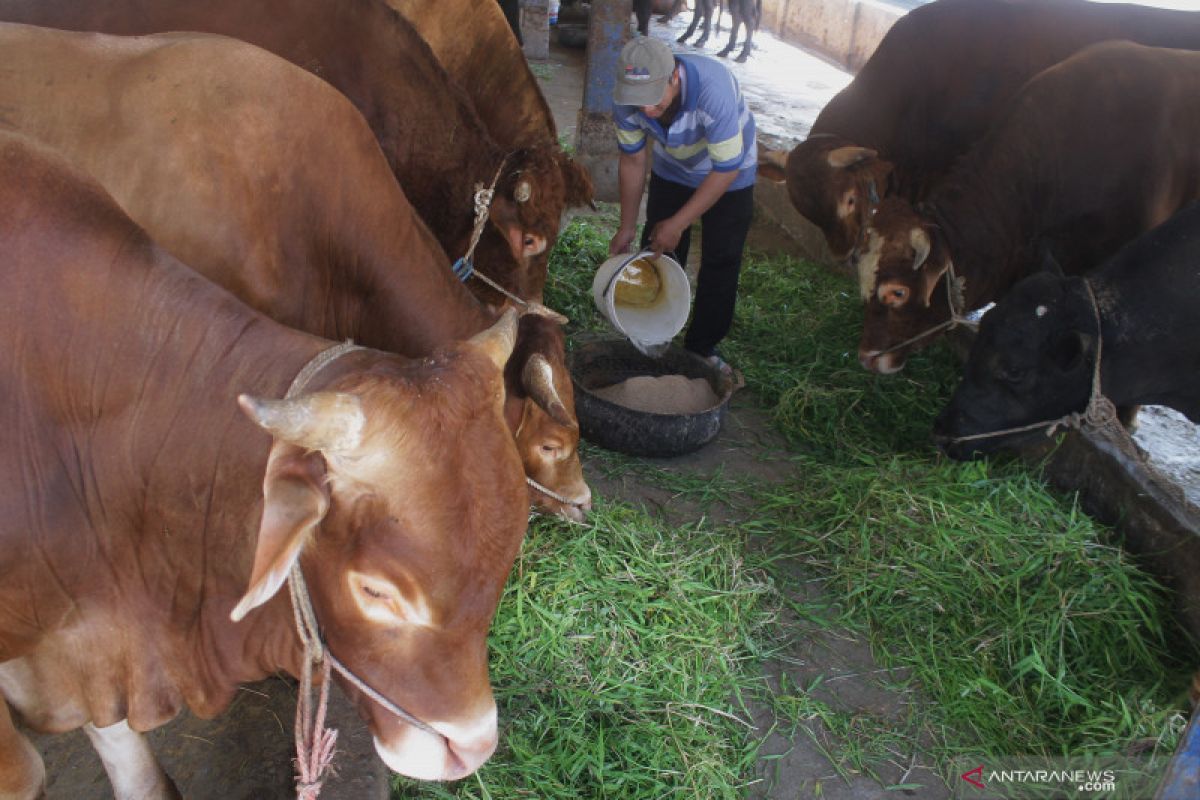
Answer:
[{"left": 705, "top": 353, "right": 746, "bottom": 392}]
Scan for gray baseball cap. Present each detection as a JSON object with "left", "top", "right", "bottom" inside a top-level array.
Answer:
[{"left": 613, "top": 37, "right": 676, "bottom": 107}]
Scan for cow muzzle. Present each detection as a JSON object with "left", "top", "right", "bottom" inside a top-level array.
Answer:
[
  {"left": 858, "top": 348, "right": 905, "bottom": 375},
  {"left": 529, "top": 479, "right": 593, "bottom": 523},
  {"left": 373, "top": 704, "right": 498, "bottom": 781}
]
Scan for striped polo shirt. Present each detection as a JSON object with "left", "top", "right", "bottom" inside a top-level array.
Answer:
[{"left": 613, "top": 53, "right": 757, "bottom": 191}]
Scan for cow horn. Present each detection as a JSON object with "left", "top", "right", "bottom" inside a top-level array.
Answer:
[
  {"left": 514, "top": 180, "right": 531, "bottom": 203},
  {"left": 826, "top": 146, "right": 876, "bottom": 169},
  {"left": 469, "top": 307, "right": 519, "bottom": 371},
  {"left": 238, "top": 392, "right": 365, "bottom": 454},
  {"left": 910, "top": 227, "right": 931, "bottom": 270},
  {"left": 524, "top": 301, "right": 569, "bottom": 325},
  {"left": 522, "top": 353, "right": 574, "bottom": 429}
]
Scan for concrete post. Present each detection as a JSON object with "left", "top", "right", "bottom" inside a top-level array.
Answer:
[
  {"left": 522, "top": 0, "right": 550, "bottom": 60},
  {"left": 574, "top": 0, "right": 629, "bottom": 202}
]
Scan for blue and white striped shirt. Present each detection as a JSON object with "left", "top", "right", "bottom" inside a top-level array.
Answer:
[{"left": 613, "top": 54, "right": 757, "bottom": 191}]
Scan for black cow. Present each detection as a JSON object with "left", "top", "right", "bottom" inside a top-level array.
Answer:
[{"left": 933, "top": 202, "right": 1200, "bottom": 461}]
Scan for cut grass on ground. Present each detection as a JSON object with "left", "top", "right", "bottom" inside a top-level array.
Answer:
[{"left": 396, "top": 210, "right": 1195, "bottom": 797}]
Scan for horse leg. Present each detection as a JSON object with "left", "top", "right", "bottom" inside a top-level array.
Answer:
[
  {"left": 0, "top": 702, "right": 44, "bottom": 800},
  {"left": 83, "top": 720, "right": 181, "bottom": 800}
]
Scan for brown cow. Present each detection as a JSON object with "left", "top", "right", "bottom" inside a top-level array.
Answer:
[
  {"left": 0, "top": 23, "right": 592, "bottom": 520},
  {"left": 855, "top": 41, "right": 1200, "bottom": 373},
  {"left": 758, "top": 0, "right": 1200, "bottom": 261},
  {"left": 0, "top": 0, "right": 594, "bottom": 305},
  {"left": 388, "top": 0, "right": 559, "bottom": 152},
  {"left": 0, "top": 128, "right": 528, "bottom": 795}
]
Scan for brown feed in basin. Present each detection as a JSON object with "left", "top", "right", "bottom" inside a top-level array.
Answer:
[{"left": 569, "top": 339, "right": 735, "bottom": 457}]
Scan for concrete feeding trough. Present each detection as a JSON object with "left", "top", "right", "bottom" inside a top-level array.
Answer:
[{"left": 569, "top": 339, "right": 734, "bottom": 458}]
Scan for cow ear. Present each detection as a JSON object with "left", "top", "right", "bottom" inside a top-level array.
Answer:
[
  {"left": 522, "top": 352, "right": 575, "bottom": 429},
  {"left": 909, "top": 227, "right": 931, "bottom": 271},
  {"left": 918, "top": 257, "right": 950, "bottom": 308},
  {"left": 757, "top": 147, "right": 788, "bottom": 182},
  {"left": 560, "top": 154, "right": 596, "bottom": 210},
  {"left": 1038, "top": 246, "right": 1065, "bottom": 277},
  {"left": 231, "top": 442, "right": 330, "bottom": 622},
  {"left": 1050, "top": 330, "right": 1090, "bottom": 373}
]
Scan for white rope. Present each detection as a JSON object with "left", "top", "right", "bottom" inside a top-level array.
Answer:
[
  {"left": 526, "top": 475, "right": 582, "bottom": 507},
  {"left": 874, "top": 259, "right": 977, "bottom": 359},
  {"left": 278, "top": 340, "right": 435, "bottom": 799}
]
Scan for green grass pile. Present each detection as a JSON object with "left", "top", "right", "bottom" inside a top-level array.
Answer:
[
  {"left": 397, "top": 212, "right": 1194, "bottom": 797},
  {"left": 545, "top": 214, "right": 1192, "bottom": 783},
  {"left": 728, "top": 249, "right": 1191, "bottom": 762},
  {"left": 395, "top": 501, "right": 775, "bottom": 798}
]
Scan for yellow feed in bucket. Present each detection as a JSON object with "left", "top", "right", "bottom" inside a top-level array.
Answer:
[{"left": 613, "top": 257, "right": 663, "bottom": 307}]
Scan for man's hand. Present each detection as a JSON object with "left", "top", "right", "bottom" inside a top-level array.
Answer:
[
  {"left": 609, "top": 225, "right": 637, "bottom": 257},
  {"left": 647, "top": 218, "right": 684, "bottom": 256}
]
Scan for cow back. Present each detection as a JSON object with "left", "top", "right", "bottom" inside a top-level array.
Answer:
[
  {"left": 387, "top": 0, "right": 559, "bottom": 150},
  {"left": 0, "top": 0, "right": 579, "bottom": 304},
  {"left": 813, "top": 0, "right": 1200, "bottom": 194}
]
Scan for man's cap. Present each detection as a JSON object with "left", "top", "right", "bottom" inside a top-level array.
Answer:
[{"left": 613, "top": 37, "right": 676, "bottom": 107}]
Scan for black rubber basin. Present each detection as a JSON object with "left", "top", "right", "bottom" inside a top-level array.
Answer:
[{"left": 569, "top": 339, "right": 734, "bottom": 458}]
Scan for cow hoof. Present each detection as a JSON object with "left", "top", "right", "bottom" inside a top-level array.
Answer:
[
  {"left": 676, "top": 33, "right": 690, "bottom": 43},
  {"left": 735, "top": 52, "right": 750, "bottom": 63}
]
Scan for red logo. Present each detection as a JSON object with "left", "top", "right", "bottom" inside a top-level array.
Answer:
[{"left": 961, "top": 765, "right": 985, "bottom": 789}]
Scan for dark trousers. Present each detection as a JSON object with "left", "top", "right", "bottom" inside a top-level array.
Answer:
[{"left": 639, "top": 171, "right": 754, "bottom": 357}]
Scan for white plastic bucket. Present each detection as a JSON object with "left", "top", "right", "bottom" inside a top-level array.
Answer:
[{"left": 592, "top": 251, "right": 691, "bottom": 355}]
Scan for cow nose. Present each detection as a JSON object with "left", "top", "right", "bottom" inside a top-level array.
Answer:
[
  {"left": 439, "top": 707, "right": 498, "bottom": 781},
  {"left": 442, "top": 727, "right": 498, "bottom": 781},
  {"left": 858, "top": 348, "right": 904, "bottom": 374},
  {"left": 372, "top": 704, "right": 498, "bottom": 781}
]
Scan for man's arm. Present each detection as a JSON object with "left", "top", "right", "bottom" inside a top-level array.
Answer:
[{"left": 609, "top": 148, "right": 650, "bottom": 256}]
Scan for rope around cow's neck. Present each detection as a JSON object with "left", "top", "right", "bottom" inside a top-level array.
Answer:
[
  {"left": 948, "top": 278, "right": 1118, "bottom": 444},
  {"left": 281, "top": 341, "right": 437, "bottom": 799}
]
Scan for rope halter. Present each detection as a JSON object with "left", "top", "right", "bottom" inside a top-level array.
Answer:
[
  {"left": 451, "top": 155, "right": 569, "bottom": 324},
  {"left": 281, "top": 342, "right": 438, "bottom": 799},
  {"left": 874, "top": 256, "right": 978, "bottom": 359}
]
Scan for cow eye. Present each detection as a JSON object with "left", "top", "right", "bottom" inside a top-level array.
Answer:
[
  {"left": 524, "top": 235, "right": 536, "bottom": 247},
  {"left": 998, "top": 364, "right": 1028, "bottom": 384},
  {"left": 877, "top": 285, "right": 909, "bottom": 307}
]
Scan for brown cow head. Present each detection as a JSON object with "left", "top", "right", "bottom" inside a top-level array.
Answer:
[
  {"left": 504, "top": 312, "right": 592, "bottom": 522},
  {"left": 232, "top": 312, "right": 528, "bottom": 781},
  {"left": 855, "top": 198, "right": 953, "bottom": 374},
  {"left": 482, "top": 144, "right": 594, "bottom": 303},
  {"left": 762, "top": 135, "right": 893, "bottom": 261}
]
